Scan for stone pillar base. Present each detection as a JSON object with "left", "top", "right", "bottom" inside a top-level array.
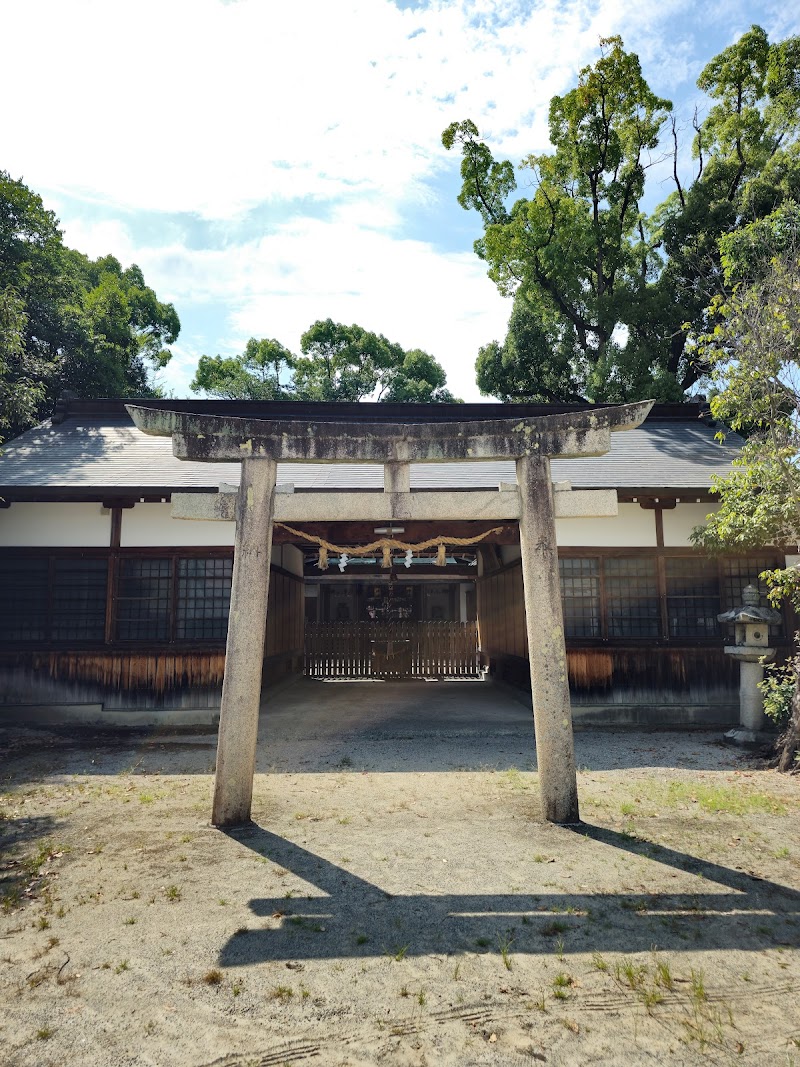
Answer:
[{"left": 723, "top": 727, "right": 775, "bottom": 748}]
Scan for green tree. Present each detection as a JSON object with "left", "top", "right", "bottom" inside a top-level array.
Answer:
[
  {"left": 58, "top": 253, "right": 179, "bottom": 400},
  {"left": 476, "top": 292, "right": 589, "bottom": 403},
  {"left": 692, "top": 204, "right": 800, "bottom": 770},
  {"left": 444, "top": 27, "right": 800, "bottom": 403},
  {"left": 193, "top": 321, "right": 459, "bottom": 404},
  {"left": 0, "top": 287, "right": 51, "bottom": 439},
  {"left": 293, "top": 319, "right": 397, "bottom": 402},
  {"left": 191, "top": 338, "right": 296, "bottom": 399},
  {"left": 0, "top": 171, "right": 180, "bottom": 440},
  {"left": 378, "top": 348, "right": 460, "bottom": 403},
  {"left": 1, "top": 171, "right": 67, "bottom": 437},
  {"left": 294, "top": 320, "right": 459, "bottom": 403}
]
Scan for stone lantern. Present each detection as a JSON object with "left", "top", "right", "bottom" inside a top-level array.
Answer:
[{"left": 718, "top": 585, "right": 782, "bottom": 741}]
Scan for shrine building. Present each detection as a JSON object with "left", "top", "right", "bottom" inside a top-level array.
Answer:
[{"left": 0, "top": 397, "right": 790, "bottom": 733}]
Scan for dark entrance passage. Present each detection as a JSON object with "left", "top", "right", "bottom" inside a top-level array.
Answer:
[{"left": 305, "top": 620, "right": 480, "bottom": 679}]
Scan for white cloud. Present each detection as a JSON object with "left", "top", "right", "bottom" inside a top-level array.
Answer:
[
  {"left": 64, "top": 211, "right": 511, "bottom": 402},
  {"left": 16, "top": 0, "right": 770, "bottom": 406},
  {"left": 5, "top": 0, "right": 698, "bottom": 221}
]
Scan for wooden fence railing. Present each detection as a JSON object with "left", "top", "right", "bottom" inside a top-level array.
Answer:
[{"left": 305, "top": 621, "right": 480, "bottom": 679}]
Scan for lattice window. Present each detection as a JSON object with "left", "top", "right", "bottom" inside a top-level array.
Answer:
[
  {"left": 604, "top": 557, "right": 659, "bottom": 638},
  {"left": 51, "top": 559, "right": 108, "bottom": 640},
  {"left": 559, "top": 558, "right": 600, "bottom": 637},
  {"left": 722, "top": 555, "right": 784, "bottom": 638},
  {"left": 722, "top": 556, "right": 775, "bottom": 608},
  {"left": 665, "top": 557, "right": 720, "bottom": 638},
  {"left": 176, "top": 557, "right": 232, "bottom": 639},
  {"left": 116, "top": 558, "right": 172, "bottom": 640},
  {"left": 0, "top": 558, "right": 49, "bottom": 640}
]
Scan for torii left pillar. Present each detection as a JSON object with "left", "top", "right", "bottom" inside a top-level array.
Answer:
[{"left": 212, "top": 457, "right": 277, "bottom": 826}]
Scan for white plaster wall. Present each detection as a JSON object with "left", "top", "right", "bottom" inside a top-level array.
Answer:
[
  {"left": 662, "top": 502, "right": 719, "bottom": 547},
  {"left": 119, "top": 508, "right": 306, "bottom": 562},
  {"left": 459, "top": 582, "right": 470, "bottom": 622},
  {"left": 555, "top": 503, "right": 656, "bottom": 547},
  {"left": 120, "top": 503, "right": 235, "bottom": 547},
  {"left": 0, "top": 503, "right": 111, "bottom": 546},
  {"left": 500, "top": 545, "right": 522, "bottom": 565},
  {"left": 273, "top": 544, "right": 304, "bottom": 576}
]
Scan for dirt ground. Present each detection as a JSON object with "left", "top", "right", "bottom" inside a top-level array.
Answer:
[{"left": 1, "top": 678, "right": 799, "bottom": 1067}]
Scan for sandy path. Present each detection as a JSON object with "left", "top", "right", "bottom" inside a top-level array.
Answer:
[{"left": 1, "top": 679, "right": 799, "bottom": 1066}]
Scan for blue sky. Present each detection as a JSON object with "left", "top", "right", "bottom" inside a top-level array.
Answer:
[{"left": 5, "top": 0, "right": 799, "bottom": 401}]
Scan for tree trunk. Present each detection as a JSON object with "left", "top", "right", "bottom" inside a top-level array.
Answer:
[{"left": 778, "top": 661, "right": 800, "bottom": 773}]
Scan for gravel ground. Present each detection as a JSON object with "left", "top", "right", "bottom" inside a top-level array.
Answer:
[{"left": 1, "top": 678, "right": 799, "bottom": 1067}]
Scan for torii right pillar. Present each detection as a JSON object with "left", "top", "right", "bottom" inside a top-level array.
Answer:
[{"left": 517, "top": 453, "right": 579, "bottom": 823}]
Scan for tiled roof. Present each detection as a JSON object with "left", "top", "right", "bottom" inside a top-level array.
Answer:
[{"left": 0, "top": 401, "right": 742, "bottom": 497}]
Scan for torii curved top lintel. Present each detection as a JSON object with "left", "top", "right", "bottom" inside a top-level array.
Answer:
[{"left": 126, "top": 400, "right": 654, "bottom": 464}]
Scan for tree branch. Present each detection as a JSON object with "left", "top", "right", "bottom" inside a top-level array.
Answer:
[
  {"left": 671, "top": 117, "right": 685, "bottom": 208},
  {"left": 693, "top": 107, "right": 704, "bottom": 180}
]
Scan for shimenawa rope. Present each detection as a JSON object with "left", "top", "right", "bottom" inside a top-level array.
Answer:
[{"left": 274, "top": 523, "right": 504, "bottom": 569}]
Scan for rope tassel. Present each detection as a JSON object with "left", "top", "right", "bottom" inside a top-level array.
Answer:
[{"left": 436, "top": 543, "right": 447, "bottom": 567}]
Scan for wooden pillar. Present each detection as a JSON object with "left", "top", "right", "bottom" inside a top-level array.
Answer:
[
  {"left": 212, "top": 457, "right": 277, "bottom": 827},
  {"left": 516, "top": 453, "right": 579, "bottom": 824}
]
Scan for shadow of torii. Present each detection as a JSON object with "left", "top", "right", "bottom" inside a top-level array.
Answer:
[{"left": 218, "top": 823, "right": 800, "bottom": 966}]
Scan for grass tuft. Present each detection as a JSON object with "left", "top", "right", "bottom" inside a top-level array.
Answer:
[{"left": 498, "top": 931, "right": 514, "bottom": 971}]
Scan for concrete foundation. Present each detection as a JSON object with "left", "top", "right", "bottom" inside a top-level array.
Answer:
[
  {"left": 0, "top": 695, "right": 743, "bottom": 731},
  {"left": 0, "top": 704, "right": 220, "bottom": 728}
]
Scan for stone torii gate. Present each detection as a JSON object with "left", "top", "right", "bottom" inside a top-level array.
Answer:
[{"left": 128, "top": 401, "right": 653, "bottom": 829}]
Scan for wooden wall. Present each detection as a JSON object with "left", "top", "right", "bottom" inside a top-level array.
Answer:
[
  {"left": 477, "top": 559, "right": 741, "bottom": 718},
  {"left": 266, "top": 568, "right": 305, "bottom": 661},
  {"left": 478, "top": 561, "right": 527, "bottom": 661},
  {"left": 0, "top": 564, "right": 304, "bottom": 710}
]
